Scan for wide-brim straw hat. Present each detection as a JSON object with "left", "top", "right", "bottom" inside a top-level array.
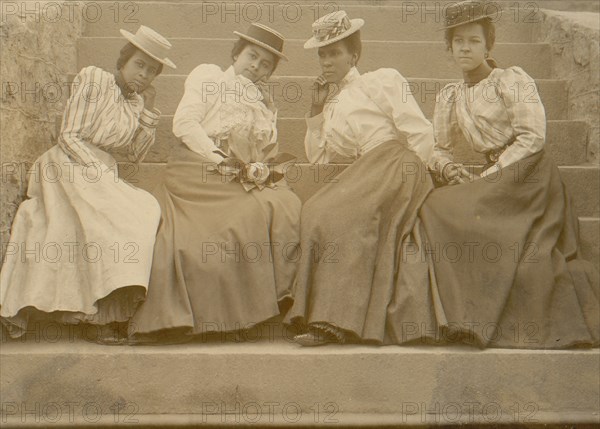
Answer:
[
  {"left": 441, "top": 0, "right": 500, "bottom": 30},
  {"left": 304, "top": 10, "right": 364, "bottom": 49},
  {"left": 233, "top": 23, "right": 288, "bottom": 61},
  {"left": 120, "top": 25, "right": 177, "bottom": 69}
]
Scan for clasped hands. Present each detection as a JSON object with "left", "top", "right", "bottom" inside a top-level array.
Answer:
[{"left": 441, "top": 162, "right": 475, "bottom": 185}]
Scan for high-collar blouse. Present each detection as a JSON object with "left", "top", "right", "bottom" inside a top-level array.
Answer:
[
  {"left": 58, "top": 66, "right": 160, "bottom": 166},
  {"left": 430, "top": 66, "right": 546, "bottom": 176},
  {"left": 305, "top": 67, "right": 434, "bottom": 164},
  {"left": 173, "top": 64, "right": 277, "bottom": 164}
]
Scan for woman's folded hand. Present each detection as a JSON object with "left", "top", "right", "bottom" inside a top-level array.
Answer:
[
  {"left": 310, "top": 75, "right": 330, "bottom": 116},
  {"left": 442, "top": 162, "right": 474, "bottom": 185},
  {"left": 141, "top": 84, "right": 157, "bottom": 110}
]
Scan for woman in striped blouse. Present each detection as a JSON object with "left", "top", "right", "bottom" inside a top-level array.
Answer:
[{"left": 0, "top": 26, "right": 176, "bottom": 343}]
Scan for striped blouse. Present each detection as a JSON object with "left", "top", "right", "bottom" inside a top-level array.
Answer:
[
  {"left": 430, "top": 66, "right": 546, "bottom": 177},
  {"left": 58, "top": 66, "right": 160, "bottom": 166}
]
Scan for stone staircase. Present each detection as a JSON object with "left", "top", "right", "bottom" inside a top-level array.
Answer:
[
  {"left": 2, "top": 1, "right": 599, "bottom": 427},
  {"left": 76, "top": 0, "right": 599, "bottom": 264}
]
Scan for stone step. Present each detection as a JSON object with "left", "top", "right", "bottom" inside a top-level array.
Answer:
[
  {"left": 580, "top": 217, "right": 600, "bottom": 266},
  {"left": 78, "top": 38, "right": 552, "bottom": 79},
  {"left": 82, "top": 2, "right": 537, "bottom": 42},
  {"left": 104, "top": 0, "right": 600, "bottom": 8},
  {"left": 146, "top": 76, "right": 569, "bottom": 120},
  {"left": 145, "top": 118, "right": 586, "bottom": 165},
  {"left": 559, "top": 165, "right": 600, "bottom": 219},
  {"left": 1, "top": 338, "right": 599, "bottom": 426}
]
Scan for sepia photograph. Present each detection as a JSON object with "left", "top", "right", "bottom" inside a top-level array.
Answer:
[{"left": 1, "top": 0, "right": 599, "bottom": 427}]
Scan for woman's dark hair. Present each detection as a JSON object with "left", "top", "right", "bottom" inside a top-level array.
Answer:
[
  {"left": 230, "top": 39, "right": 280, "bottom": 75},
  {"left": 116, "top": 42, "right": 164, "bottom": 76},
  {"left": 340, "top": 30, "right": 362, "bottom": 65},
  {"left": 444, "top": 18, "right": 496, "bottom": 51}
]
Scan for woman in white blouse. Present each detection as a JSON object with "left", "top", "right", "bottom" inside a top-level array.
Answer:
[
  {"left": 129, "top": 24, "right": 300, "bottom": 342},
  {"left": 407, "top": 1, "right": 598, "bottom": 348},
  {"left": 0, "top": 26, "right": 176, "bottom": 343},
  {"left": 286, "top": 11, "right": 436, "bottom": 346}
]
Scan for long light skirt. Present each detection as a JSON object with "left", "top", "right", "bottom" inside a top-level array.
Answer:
[{"left": 0, "top": 145, "right": 161, "bottom": 338}]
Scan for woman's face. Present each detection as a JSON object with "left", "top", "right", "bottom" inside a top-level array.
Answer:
[
  {"left": 451, "top": 22, "right": 488, "bottom": 72},
  {"left": 233, "top": 43, "right": 276, "bottom": 83},
  {"left": 120, "top": 49, "right": 161, "bottom": 93},
  {"left": 317, "top": 40, "right": 357, "bottom": 84}
]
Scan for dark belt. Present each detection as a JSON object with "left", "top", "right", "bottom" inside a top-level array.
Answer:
[{"left": 485, "top": 140, "right": 515, "bottom": 166}]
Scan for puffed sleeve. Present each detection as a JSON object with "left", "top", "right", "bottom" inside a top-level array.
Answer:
[
  {"left": 429, "top": 82, "right": 461, "bottom": 173},
  {"left": 304, "top": 111, "right": 336, "bottom": 164},
  {"left": 482, "top": 67, "right": 546, "bottom": 176},
  {"left": 128, "top": 106, "right": 161, "bottom": 163},
  {"left": 58, "top": 66, "right": 110, "bottom": 167},
  {"left": 173, "top": 64, "right": 228, "bottom": 164},
  {"left": 361, "top": 68, "right": 435, "bottom": 163}
]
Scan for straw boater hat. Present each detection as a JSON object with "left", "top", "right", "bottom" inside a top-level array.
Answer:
[
  {"left": 441, "top": 0, "right": 500, "bottom": 29},
  {"left": 233, "top": 23, "right": 288, "bottom": 61},
  {"left": 120, "top": 25, "right": 177, "bottom": 69},
  {"left": 304, "top": 10, "right": 364, "bottom": 49}
]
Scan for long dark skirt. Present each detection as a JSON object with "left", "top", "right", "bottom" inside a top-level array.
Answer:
[
  {"left": 129, "top": 144, "right": 301, "bottom": 338},
  {"left": 401, "top": 150, "right": 599, "bottom": 348},
  {"left": 285, "top": 140, "right": 434, "bottom": 343}
]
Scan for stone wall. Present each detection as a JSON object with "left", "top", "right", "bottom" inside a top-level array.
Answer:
[
  {"left": 533, "top": 1, "right": 599, "bottom": 13},
  {"left": 0, "top": 2, "right": 83, "bottom": 262},
  {"left": 535, "top": 10, "right": 600, "bottom": 164}
]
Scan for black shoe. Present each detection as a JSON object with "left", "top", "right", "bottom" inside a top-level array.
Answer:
[{"left": 293, "top": 331, "right": 336, "bottom": 346}]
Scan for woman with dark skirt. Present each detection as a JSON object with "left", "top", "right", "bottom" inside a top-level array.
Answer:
[
  {"left": 401, "top": 0, "right": 599, "bottom": 348},
  {"left": 286, "top": 11, "right": 436, "bottom": 346},
  {"left": 0, "top": 26, "right": 176, "bottom": 343},
  {"left": 129, "top": 24, "right": 301, "bottom": 342}
]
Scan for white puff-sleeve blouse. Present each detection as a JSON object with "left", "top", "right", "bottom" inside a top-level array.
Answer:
[
  {"left": 172, "top": 64, "right": 278, "bottom": 164},
  {"left": 305, "top": 67, "right": 434, "bottom": 164}
]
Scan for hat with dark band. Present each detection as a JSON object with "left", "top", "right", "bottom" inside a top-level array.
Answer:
[
  {"left": 304, "top": 11, "right": 364, "bottom": 49},
  {"left": 120, "top": 25, "right": 177, "bottom": 69},
  {"left": 233, "top": 23, "right": 288, "bottom": 61},
  {"left": 442, "top": 0, "right": 500, "bottom": 30}
]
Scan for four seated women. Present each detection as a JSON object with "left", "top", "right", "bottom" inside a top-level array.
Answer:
[{"left": 2, "top": 2, "right": 597, "bottom": 349}]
